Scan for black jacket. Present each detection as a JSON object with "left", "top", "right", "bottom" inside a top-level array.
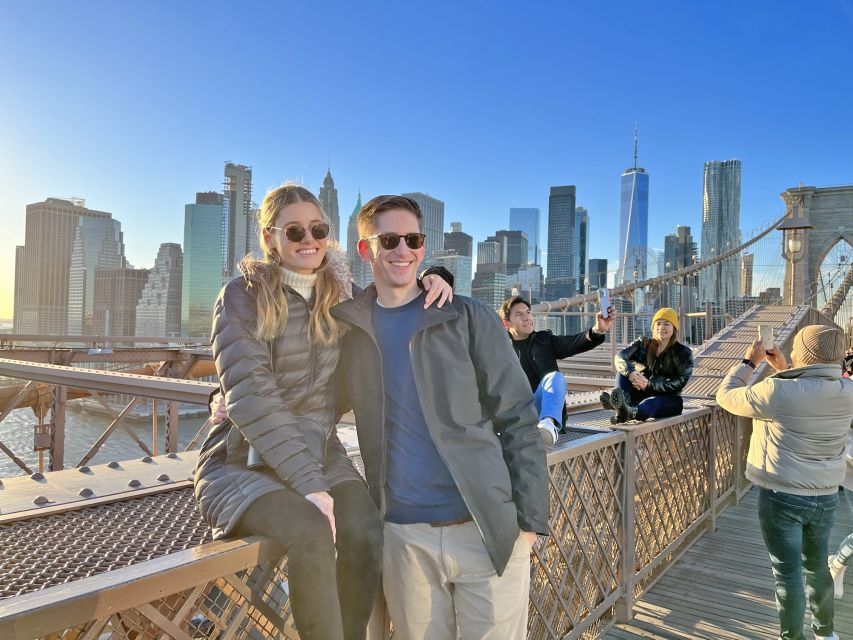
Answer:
[
  {"left": 511, "top": 328, "right": 606, "bottom": 391},
  {"left": 332, "top": 288, "right": 549, "bottom": 575},
  {"left": 615, "top": 338, "right": 694, "bottom": 395}
]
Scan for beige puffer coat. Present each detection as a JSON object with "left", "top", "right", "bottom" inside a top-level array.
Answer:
[{"left": 194, "top": 271, "right": 362, "bottom": 540}]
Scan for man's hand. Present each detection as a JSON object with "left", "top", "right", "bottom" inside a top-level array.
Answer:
[
  {"left": 745, "top": 339, "right": 767, "bottom": 367},
  {"left": 765, "top": 348, "right": 789, "bottom": 371},
  {"left": 522, "top": 531, "right": 537, "bottom": 551},
  {"left": 422, "top": 273, "right": 453, "bottom": 309},
  {"left": 210, "top": 391, "right": 227, "bottom": 425},
  {"left": 594, "top": 306, "right": 617, "bottom": 333},
  {"left": 305, "top": 491, "right": 336, "bottom": 543},
  {"left": 628, "top": 371, "right": 648, "bottom": 390}
]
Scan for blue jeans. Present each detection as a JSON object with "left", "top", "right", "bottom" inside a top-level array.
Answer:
[
  {"left": 533, "top": 371, "right": 566, "bottom": 426},
  {"left": 758, "top": 488, "right": 839, "bottom": 640},
  {"left": 835, "top": 531, "right": 853, "bottom": 566},
  {"left": 615, "top": 373, "right": 683, "bottom": 421}
]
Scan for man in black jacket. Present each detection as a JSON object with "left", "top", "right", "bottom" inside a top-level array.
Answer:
[
  {"left": 333, "top": 195, "right": 548, "bottom": 639},
  {"left": 500, "top": 295, "right": 616, "bottom": 445}
]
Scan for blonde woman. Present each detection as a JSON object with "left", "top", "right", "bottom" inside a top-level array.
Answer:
[{"left": 194, "top": 184, "right": 451, "bottom": 640}]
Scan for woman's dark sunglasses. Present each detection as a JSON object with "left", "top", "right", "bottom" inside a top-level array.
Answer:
[
  {"left": 268, "top": 222, "right": 330, "bottom": 243},
  {"left": 366, "top": 232, "right": 426, "bottom": 251}
]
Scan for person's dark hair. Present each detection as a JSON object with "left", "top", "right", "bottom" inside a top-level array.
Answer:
[
  {"left": 844, "top": 351, "right": 853, "bottom": 377},
  {"left": 357, "top": 195, "right": 423, "bottom": 239},
  {"left": 500, "top": 295, "right": 530, "bottom": 321}
]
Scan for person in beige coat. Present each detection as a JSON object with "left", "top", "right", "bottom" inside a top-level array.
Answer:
[{"left": 716, "top": 325, "right": 853, "bottom": 640}]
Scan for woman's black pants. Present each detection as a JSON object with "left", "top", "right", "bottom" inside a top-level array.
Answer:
[{"left": 236, "top": 480, "right": 383, "bottom": 640}]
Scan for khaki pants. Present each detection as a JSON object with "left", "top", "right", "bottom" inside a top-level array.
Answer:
[{"left": 382, "top": 521, "right": 531, "bottom": 639}]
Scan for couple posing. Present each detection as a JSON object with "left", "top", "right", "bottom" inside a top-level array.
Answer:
[{"left": 194, "top": 184, "right": 549, "bottom": 640}]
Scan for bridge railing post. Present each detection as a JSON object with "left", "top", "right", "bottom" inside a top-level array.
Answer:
[
  {"left": 707, "top": 412, "right": 717, "bottom": 533},
  {"left": 48, "top": 384, "right": 66, "bottom": 472},
  {"left": 616, "top": 429, "right": 637, "bottom": 623}
]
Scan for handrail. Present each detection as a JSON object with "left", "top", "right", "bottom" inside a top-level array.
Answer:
[{"left": 0, "top": 358, "right": 216, "bottom": 404}]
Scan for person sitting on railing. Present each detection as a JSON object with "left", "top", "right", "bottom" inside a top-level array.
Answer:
[
  {"left": 194, "top": 184, "right": 453, "bottom": 640},
  {"left": 602, "top": 307, "right": 693, "bottom": 424},
  {"left": 500, "top": 295, "right": 616, "bottom": 446},
  {"left": 716, "top": 325, "right": 853, "bottom": 640}
]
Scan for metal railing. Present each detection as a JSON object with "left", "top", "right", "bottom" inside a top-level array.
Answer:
[
  {"left": 0, "top": 404, "right": 750, "bottom": 640},
  {"left": 0, "top": 355, "right": 216, "bottom": 475}
]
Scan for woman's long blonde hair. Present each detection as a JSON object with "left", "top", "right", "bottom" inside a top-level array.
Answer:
[{"left": 239, "top": 183, "right": 342, "bottom": 346}]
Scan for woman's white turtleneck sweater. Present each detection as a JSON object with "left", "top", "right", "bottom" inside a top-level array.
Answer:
[{"left": 280, "top": 267, "right": 317, "bottom": 301}]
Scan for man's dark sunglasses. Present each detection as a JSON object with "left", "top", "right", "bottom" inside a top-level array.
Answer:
[
  {"left": 366, "top": 232, "right": 426, "bottom": 251},
  {"left": 268, "top": 222, "right": 331, "bottom": 243}
]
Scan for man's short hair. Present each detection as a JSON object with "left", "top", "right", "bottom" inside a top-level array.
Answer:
[
  {"left": 357, "top": 195, "right": 423, "bottom": 239},
  {"left": 500, "top": 295, "right": 530, "bottom": 320}
]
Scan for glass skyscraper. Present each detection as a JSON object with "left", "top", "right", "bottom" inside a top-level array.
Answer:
[
  {"left": 403, "top": 192, "right": 444, "bottom": 258},
  {"left": 574, "top": 207, "right": 589, "bottom": 293},
  {"left": 545, "top": 185, "right": 576, "bottom": 301},
  {"left": 509, "top": 207, "right": 540, "bottom": 266},
  {"left": 67, "top": 217, "right": 125, "bottom": 334},
  {"left": 222, "top": 162, "right": 253, "bottom": 282},
  {"left": 182, "top": 192, "right": 225, "bottom": 336},
  {"left": 699, "top": 160, "right": 742, "bottom": 307},
  {"left": 618, "top": 140, "right": 649, "bottom": 286}
]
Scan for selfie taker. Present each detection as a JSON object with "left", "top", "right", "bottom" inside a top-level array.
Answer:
[{"left": 500, "top": 293, "right": 616, "bottom": 445}]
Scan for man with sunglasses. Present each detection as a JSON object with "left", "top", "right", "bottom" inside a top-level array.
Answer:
[{"left": 332, "top": 195, "right": 548, "bottom": 638}]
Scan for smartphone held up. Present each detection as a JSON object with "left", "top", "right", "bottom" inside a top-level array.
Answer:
[
  {"left": 598, "top": 288, "right": 610, "bottom": 319},
  {"left": 758, "top": 325, "right": 775, "bottom": 352}
]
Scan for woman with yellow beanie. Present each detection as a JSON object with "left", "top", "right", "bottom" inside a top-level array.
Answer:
[{"left": 601, "top": 307, "right": 694, "bottom": 424}]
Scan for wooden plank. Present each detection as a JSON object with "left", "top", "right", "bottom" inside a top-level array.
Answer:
[{"left": 607, "top": 487, "right": 853, "bottom": 639}]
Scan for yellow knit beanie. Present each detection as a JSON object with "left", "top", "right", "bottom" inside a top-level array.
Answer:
[{"left": 652, "top": 307, "right": 679, "bottom": 332}]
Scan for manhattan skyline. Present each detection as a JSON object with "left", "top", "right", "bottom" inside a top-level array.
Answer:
[{"left": 2, "top": 2, "right": 853, "bottom": 318}]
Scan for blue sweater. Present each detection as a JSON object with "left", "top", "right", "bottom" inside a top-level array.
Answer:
[{"left": 372, "top": 295, "right": 469, "bottom": 524}]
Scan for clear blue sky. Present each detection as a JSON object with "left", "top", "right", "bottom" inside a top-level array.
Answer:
[{"left": 2, "top": 0, "right": 852, "bottom": 317}]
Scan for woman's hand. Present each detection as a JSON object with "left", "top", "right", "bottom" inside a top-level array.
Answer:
[
  {"left": 628, "top": 371, "right": 648, "bottom": 390},
  {"left": 422, "top": 273, "right": 453, "bottom": 309},
  {"left": 305, "top": 491, "right": 336, "bottom": 543},
  {"left": 210, "top": 391, "right": 228, "bottom": 425}
]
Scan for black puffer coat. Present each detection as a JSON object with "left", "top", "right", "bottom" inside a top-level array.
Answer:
[
  {"left": 615, "top": 338, "right": 694, "bottom": 395},
  {"left": 194, "top": 274, "right": 362, "bottom": 540}
]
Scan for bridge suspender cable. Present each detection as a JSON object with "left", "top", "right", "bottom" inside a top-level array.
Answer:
[{"left": 532, "top": 211, "right": 789, "bottom": 313}]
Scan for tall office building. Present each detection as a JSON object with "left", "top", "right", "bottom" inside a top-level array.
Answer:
[
  {"left": 222, "top": 162, "right": 253, "bottom": 282},
  {"left": 444, "top": 222, "right": 473, "bottom": 257},
  {"left": 93, "top": 267, "right": 150, "bottom": 336},
  {"left": 663, "top": 225, "right": 697, "bottom": 273},
  {"left": 136, "top": 243, "right": 183, "bottom": 337},
  {"left": 67, "top": 217, "right": 126, "bottom": 334},
  {"left": 698, "top": 160, "right": 742, "bottom": 307},
  {"left": 403, "top": 192, "right": 444, "bottom": 257},
  {"left": 490, "top": 231, "right": 527, "bottom": 275},
  {"left": 509, "top": 208, "right": 540, "bottom": 265},
  {"left": 477, "top": 240, "right": 505, "bottom": 274},
  {"left": 575, "top": 207, "right": 589, "bottom": 293},
  {"left": 741, "top": 252, "right": 754, "bottom": 298},
  {"left": 471, "top": 272, "right": 507, "bottom": 310},
  {"left": 507, "top": 264, "right": 543, "bottom": 303},
  {"left": 318, "top": 169, "right": 340, "bottom": 243},
  {"left": 182, "top": 192, "right": 225, "bottom": 336},
  {"left": 618, "top": 130, "right": 649, "bottom": 285},
  {"left": 346, "top": 192, "right": 373, "bottom": 289},
  {"left": 545, "top": 185, "right": 576, "bottom": 300},
  {"left": 588, "top": 259, "right": 608, "bottom": 291},
  {"left": 14, "top": 198, "right": 112, "bottom": 334},
  {"left": 422, "top": 250, "right": 473, "bottom": 297}
]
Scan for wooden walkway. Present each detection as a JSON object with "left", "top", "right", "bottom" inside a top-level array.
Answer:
[{"left": 607, "top": 487, "right": 853, "bottom": 639}]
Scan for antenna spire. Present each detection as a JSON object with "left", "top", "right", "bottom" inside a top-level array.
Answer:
[{"left": 633, "top": 123, "right": 639, "bottom": 170}]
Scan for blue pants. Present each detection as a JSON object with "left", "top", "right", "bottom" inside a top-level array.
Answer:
[
  {"left": 615, "top": 373, "right": 683, "bottom": 421},
  {"left": 835, "top": 531, "right": 853, "bottom": 566},
  {"left": 758, "top": 488, "right": 839, "bottom": 640},
  {"left": 533, "top": 371, "right": 566, "bottom": 426}
]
